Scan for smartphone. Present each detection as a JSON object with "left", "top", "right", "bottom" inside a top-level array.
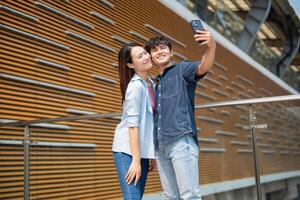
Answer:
[{"left": 190, "top": 20, "right": 205, "bottom": 34}]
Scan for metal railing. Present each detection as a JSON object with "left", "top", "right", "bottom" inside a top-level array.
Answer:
[{"left": 1, "top": 94, "right": 300, "bottom": 200}]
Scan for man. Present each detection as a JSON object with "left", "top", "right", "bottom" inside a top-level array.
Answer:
[{"left": 145, "top": 28, "right": 216, "bottom": 200}]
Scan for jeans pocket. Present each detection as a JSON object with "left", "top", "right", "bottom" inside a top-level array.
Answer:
[{"left": 186, "top": 135, "right": 199, "bottom": 157}]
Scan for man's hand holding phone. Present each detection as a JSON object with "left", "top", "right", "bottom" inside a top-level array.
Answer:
[{"left": 190, "top": 20, "right": 216, "bottom": 48}]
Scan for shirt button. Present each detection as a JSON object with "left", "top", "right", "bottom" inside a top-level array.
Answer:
[
  {"left": 159, "top": 115, "right": 161, "bottom": 118},
  {"left": 158, "top": 127, "right": 161, "bottom": 130},
  {"left": 158, "top": 104, "right": 160, "bottom": 107},
  {"left": 159, "top": 94, "right": 161, "bottom": 97},
  {"left": 159, "top": 85, "right": 161, "bottom": 88}
]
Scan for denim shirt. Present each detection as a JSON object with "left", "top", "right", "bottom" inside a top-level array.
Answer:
[
  {"left": 154, "top": 61, "right": 206, "bottom": 149},
  {"left": 112, "top": 74, "right": 155, "bottom": 159}
]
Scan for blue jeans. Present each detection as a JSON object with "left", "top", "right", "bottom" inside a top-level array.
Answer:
[
  {"left": 113, "top": 152, "right": 149, "bottom": 200},
  {"left": 155, "top": 134, "right": 202, "bottom": 200}
]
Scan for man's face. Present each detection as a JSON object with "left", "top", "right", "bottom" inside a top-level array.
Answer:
[{"left": 150, "top": 44, "right": 172, "bottom": 67}]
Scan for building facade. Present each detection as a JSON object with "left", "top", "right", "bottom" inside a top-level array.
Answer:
[{"left": 0, "top": 0, "right": 300, "bottom": 199}]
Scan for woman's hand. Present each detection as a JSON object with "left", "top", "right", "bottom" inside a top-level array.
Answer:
[
  {"left": 125, "top": 159, "right": 141, "bottom": 185},
  {"left": 149, "top": 159, "right": 157, "bottom": 172}
]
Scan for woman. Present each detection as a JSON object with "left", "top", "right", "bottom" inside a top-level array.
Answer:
[{"left": 112, "top": 43, "right": 156, "bottom": 200}]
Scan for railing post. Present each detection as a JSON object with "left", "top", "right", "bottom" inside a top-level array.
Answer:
[
  {"left": 249, "top": 104, "right": 262, "bottom": 200},
  {"left": 24, "top": 126, "right": 30, "bottom": 200}
]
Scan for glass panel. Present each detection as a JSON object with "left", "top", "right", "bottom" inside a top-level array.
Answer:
[
  {"left": 255, "top": 103, "right": 300, "bottom": 200},
  {"left": 28, "top": 117, "right": 122, "bottom": 199},
  {"left": 196, "top": 106, "right": 257, "bottom": 200},
  {"left": 0, "top": 125, "right": 24, "bottom": 199}
]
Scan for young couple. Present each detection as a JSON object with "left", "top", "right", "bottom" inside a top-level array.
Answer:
[{"left": 112, "top": 28, "right": 216, "bottom": 200}]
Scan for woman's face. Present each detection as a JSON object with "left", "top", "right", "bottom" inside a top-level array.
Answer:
[{"left": 128, "top": 46, "right": 152, "bottom": 72}]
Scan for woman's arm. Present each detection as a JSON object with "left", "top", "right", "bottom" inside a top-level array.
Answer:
[
  {"left": 123, "top": 81, "right": 144, "bottom": 185},
  {"left": 125, "top": 127, "right": 141, "bottom": 185}
]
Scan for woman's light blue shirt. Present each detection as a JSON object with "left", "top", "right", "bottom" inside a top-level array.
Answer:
[{"left": 112, "top": 74, "right": 155, "bottom": 159}]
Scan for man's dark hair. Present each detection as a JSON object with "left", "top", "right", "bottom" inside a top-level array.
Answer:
[{"left": 145, "top": 35, "right": 172, "bottom": 53}]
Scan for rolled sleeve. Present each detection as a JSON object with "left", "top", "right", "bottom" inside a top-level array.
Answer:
[
  {"left": 181, "top": 61, "right": 206, "bottom": 82},
  {"left": 126, "top": 115, "right": 139, "bottom": 127},
  {"left": 124, "top": 81, "right": 143, "bottom": 127}
]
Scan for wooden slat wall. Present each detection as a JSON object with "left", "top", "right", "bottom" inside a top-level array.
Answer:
[{"left": 0, "top": 0, "right": 299, "bottom": 199}]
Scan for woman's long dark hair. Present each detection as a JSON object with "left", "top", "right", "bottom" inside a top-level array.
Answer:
[{"left": 118, "top": 43, "right": 139, "bottom": 103}]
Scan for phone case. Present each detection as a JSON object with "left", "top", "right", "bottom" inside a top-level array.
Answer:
[{"left": 190, "top": 20, "right": 204, "bottom": 34}]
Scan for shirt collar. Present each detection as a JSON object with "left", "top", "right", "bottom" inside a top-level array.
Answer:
[
  {"left": 155, "top": 63, "right": 176, "bottom": 81},
  {"left": 131, "top": 73, "right": 142, "bottom": 81},
  {"left": 131, "top": 73, "right": 155, "bottom": 87}
]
